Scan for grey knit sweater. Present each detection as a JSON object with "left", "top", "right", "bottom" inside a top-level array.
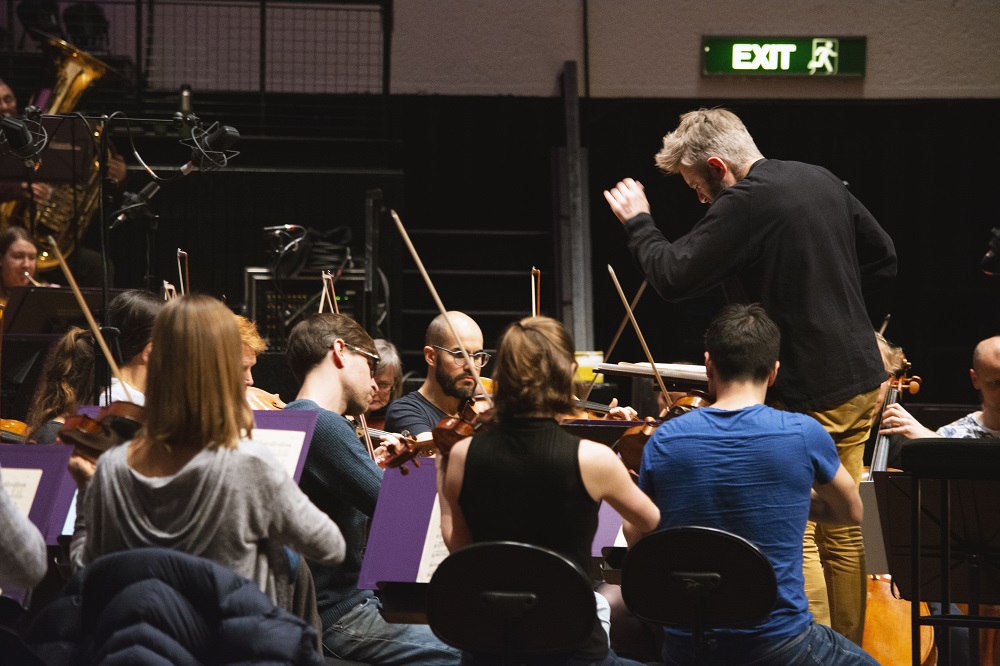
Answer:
[{"left": 72, "top": 438, "right": 345, "bottom": 604}]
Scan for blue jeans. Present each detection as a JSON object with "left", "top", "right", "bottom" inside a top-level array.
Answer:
[
  {"left": 322, "top": 597, "right": 461, "bottom": 665},
  {"left": 661, "top": 622, "right": 879, "bottom": 665}
]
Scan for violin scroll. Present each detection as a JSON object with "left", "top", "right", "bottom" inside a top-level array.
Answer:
[{"left": 379, "top": 433, "right": 436, "bottom": 475}]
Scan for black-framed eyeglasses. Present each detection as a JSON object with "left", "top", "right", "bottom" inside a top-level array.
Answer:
[
  {"left": 431, "top": 344, "right": 491, "bottom": 368},
  {"left": 342, "top": 343, "right": 380, "bottom": 377}
]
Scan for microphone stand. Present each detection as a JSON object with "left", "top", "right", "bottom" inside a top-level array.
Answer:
[{"left": 96, "top": 113, "right": 117, "bottom": 404}]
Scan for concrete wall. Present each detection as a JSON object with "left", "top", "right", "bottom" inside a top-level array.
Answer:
[{"left": 392, "top": 0, "right": 1000, "bottom": 98}]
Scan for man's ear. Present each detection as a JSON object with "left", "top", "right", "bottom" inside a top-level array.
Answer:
[
  {"left": 767, "top": 360, "right": 780, "bottom": 387},
  {"left": 706, "top": 156, "right": 729, "bottom": 178},
  {"left": 424, "top": 345, "right": 436, "bottom": 367},
  {"left": 704, "top": 352, "right": 714, "bottom": 378},
  {"left": 971, "top": 368, "right": 980, "bottom": 391},
  {"left": 330, "top": 339, "right": 347, "bottom": 369}
]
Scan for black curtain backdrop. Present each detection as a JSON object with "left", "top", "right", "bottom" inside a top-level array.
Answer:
[{"left": 99, "top": 95, "right": 1000, "bottom": 407}]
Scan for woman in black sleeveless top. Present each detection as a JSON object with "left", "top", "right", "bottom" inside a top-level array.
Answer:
[{"left": 437, "top": 316, "right": 660, "bottom": 665}]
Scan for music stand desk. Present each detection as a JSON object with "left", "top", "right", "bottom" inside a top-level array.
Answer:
[
  {"left": 2, "top": 286, "right": 124, "bottom": 342},
  {"left": 876, "top": 438, "right": 1000, "bottom": 665}
]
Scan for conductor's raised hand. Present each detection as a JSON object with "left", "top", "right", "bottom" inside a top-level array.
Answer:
[{"left": 603, "top": 178, "right": 649, "bottom": 224}]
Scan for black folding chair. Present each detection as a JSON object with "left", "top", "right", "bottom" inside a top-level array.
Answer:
[{"left": 427, "top": 541, "right": 596, "bottom": 665}]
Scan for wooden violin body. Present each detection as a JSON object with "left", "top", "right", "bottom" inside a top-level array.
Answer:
[
  {"left": 246, "top": 386, "right": 285, "bottom": 411},
  {"left": 58, "top": 401, "right": 145, "bottom": 462},
  {"left": 612, "top": 390, "right": 712, "bottom": 477},
  {"left": 1, "top": 418, "right": 27, "bottom": 443}
]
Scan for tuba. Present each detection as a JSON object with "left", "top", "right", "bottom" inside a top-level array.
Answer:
[{"left": 0, "top": 37, "right": 110, "bottom": 271}]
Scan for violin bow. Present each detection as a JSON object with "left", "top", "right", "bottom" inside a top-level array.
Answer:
[
  {"left": 390, "top": 209, "right": 494, "bottom": 409},
  {"left": 578, "top": 279, "right": 648, "bottom": 403},
  {"left": 878, "top": 313, "right": 891, "bottom": 336},
  {"left": 318, "top": 270, "right": 337, "bottom": 314},
  {"left": 531, "top": 267, "right": 541, "bottom": 317},
  {"left": 176, "top": 249, "right": 190, "bottom": 296},
  {"left": 162, "top": 281, "right": 177, "bottom": 301},
  {"left": 47, "top": 236, "right": 134, "bottom": 404},
  {"left": 607, "top": 265, "right": 673, "bottom": 410}
]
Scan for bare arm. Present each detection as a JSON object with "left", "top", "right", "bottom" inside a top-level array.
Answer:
[
  {"left": 578, "top": 439, "right": 660, "bottom": 547},
  {"left": 438, "top": 437, "right": 473, "bottom": 552},
  {"left": 810, "top": 464, "right": 863, "bottom": 526}
]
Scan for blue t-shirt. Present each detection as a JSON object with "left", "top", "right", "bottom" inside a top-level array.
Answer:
[
  {"left": 638, "top": 404, "right": 840, "bottom": 642},
  {"left": 383, "top": 390, "right": 447, "bottom": 436}
]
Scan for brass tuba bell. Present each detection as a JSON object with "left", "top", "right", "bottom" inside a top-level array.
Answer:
[{"left": 0, "top": 36, "right": 111, "bottom": 271}]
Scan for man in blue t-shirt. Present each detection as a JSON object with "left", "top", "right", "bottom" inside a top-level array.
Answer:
[{"left": 636, "top": 304, "right": 877, "bottom": 665}]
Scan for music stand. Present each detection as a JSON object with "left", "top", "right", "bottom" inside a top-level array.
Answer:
[
  {"left": 874, "top": 438, "right": 1000, "bottom": 665},
  {"left": 1, "top": 286, "right": 123, "bottom": 420}
]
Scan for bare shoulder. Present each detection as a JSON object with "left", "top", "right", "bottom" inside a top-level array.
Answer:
[{"left": 577, "top": 438, "right": 620, "bottom": 470}]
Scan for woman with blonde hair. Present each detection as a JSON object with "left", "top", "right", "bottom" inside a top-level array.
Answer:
[
  {"left": 437, "top": 315, "right": 660, "bottom": 665},
  {"left": 72, "top": 295, "right": 345, "bottom": 613}
]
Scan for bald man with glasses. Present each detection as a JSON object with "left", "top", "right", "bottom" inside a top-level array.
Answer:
[{"left": 384, "top": 311, "right": 490, "bottom": 436}]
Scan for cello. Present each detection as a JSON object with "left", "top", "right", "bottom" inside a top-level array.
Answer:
[{"left": 861, "top": 358, "right": 936, "bottom": 666}]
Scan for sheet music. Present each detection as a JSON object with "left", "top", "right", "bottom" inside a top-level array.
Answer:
[
  {"left": 0, "top": 467, "right": 43, "bottom": 517},
  {"left": 249, "top": 428, "right": 306, "bottom": 478},
  {"left": 62, "top": 490, "right": 79, "bottom": 536},
  {"left": 415, "top": 495, "right": 451, "bottom": 583},
  {"left": 596, "top": 362, "right": 707, "bottom": 382},
  {"left": 614, "top": 525, "right": 627, "bottom": 547}
]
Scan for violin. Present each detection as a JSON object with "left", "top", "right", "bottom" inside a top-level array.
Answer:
[
  {"left": 379, "top": 433, "right": 438, "bottom": 475},
  {"left": 1, "top": 418, "right": 27, "bottom": 443},
  {"left": 431, "top": 397, "right": 498, "bottom": 459},
  {"left": 58, "top": 400, "right": 145, "bottom": 462},
  {"left": 611, "top": 390, "right": 713, "bottom": 478},
  {"left": 246, "top": 386, "right": 285, "bottom": 411}
]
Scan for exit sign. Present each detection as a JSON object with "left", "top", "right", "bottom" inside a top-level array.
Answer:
[{"left": 703, "top": 37, "right": 866, "bottom": 77}]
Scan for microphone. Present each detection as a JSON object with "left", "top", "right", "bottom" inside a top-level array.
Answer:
[
  {"left": 179, "top": 123, "right": 239, "bottom": 176},
  {"left": 982, "top": 228, "right": 1000, "bottom": 276},
  {"left": 0, "top": 106, "right": 46, "bottom": 166},
  {"left": 110, "top": 181, "right": 160, "bottom": 230}
]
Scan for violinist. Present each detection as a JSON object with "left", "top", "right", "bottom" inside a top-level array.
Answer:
[
  {"left": 71, "top": 295, "right": 346, "bottom": 619},
  {"left": 236, "top": 315, "right": 286, "bottom": 410},
  {"left": 99, "top": 289, "right": 163, "bottom": 405},
  {"left": 437, "top": 315, "right": 660, "bottom": 666},
  {"left": 364, "top": 339, "right": 403, "bottom": 430},
  {"left": 384, "top": 311, "right": 489, "bottom": 436},
  {"left": 631, "top": 304, "right": 877, "bottom": 666},
  {"left": 23, "top": 327, "right": 96, "bottom": 444},
  {"left": 283, "top": 313, "right": 460, "bottom": 664}
]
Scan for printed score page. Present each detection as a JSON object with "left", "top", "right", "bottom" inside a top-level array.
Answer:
[
  {"left": 0, "top": 467, "right": 43, "bottom": 517},
  {"left": 415, "top": 494, "right": 451, "bottom": 583},
  {"left": 250, "top": 428, "right": 306, "bottom": 479}
]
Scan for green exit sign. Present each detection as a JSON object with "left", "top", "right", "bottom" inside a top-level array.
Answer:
[{"left": 703, "top": 37, "right": 866, "bottom": 77}]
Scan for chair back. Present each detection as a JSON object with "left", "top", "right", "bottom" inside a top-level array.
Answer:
[
  {"left": 622, "top": 526, "right": 777, "bottom": 628},
  {"left": 427, "top": 541, "right": 596, "bottom": 659}
]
